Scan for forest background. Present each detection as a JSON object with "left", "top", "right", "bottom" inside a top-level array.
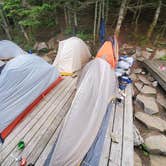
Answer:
[{"left": 0, "top": 0, "right": 165, "bottom": 51}]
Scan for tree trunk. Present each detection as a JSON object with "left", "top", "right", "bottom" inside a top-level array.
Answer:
[
  {"left": 97, "top": 1, "right": 102, "bottom": 34},
  {"left": 105, "top": 0, "right": 109, "bottom": 24},
  {"left": 0, "top": 8, "right": 12, "bottom": 40},
  {"left": 115, "top": 0, "right": 128, "bottom": 37},
  {"left": 93, "top": 1, "right": 98, "bottom": 44},
  {"left": 67, "top": 9, "right": 71, "bottom": 27},
  {"left": 132, "top": 0, "right": 140, "bottom": 24},
  {"left": 102, "top": 0, "right": 105, "bottom": 19},
  {"left": 134, "top": 0, "right": 142, "bottom": 33},
  {"left": 64, "top": 6, "right": 68, "bottom": 27},
  {"left": 154, "top": 22, "right": 166, "bottom": 45},
  {"left": 20, "top": 25, "right": 30, "bottom": 42},
  {"left": 147, "top": 0, "right": 162, "bottom": 39},
  {"left": 74, "top": 11, "right": 78, "bottom": 27}
]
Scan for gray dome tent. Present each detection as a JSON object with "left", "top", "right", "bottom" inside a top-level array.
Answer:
[
  {"left": 0, "top": 40, "right": 26, "bottom": 60},
  {"left": 0, "top": 54, "right": 62, "bottom": 143}
]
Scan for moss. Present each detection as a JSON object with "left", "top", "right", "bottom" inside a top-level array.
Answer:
[{"left": 159, "top": 55, "right": 166, "bottom": 61}]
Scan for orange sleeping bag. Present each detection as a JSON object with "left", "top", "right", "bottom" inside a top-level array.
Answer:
[{"left": 96, "top": 41, "right": 117, "bottom": 69}]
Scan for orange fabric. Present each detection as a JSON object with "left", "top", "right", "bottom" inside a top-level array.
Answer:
[
  {"left": 0, "top": 76, "right": 63, "bottom": 141},
  {"left": 96, "top": 41, "right": 116, "bottom": 69}
]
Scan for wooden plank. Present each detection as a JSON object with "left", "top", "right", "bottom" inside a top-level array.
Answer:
[
  {"left": 28, "top": 92, "right": 75, "bottom": 165},
  {"left": 108, "top": 102, "right": 124, "bottom": 166},
  {"left": 35, "top": 122, "right": 63, "bottom": 166},
  {"left": 142, "top": 60, "right": 166, "bottom": 91},
  {"left": 1, "top": 77, "right": 71, "bottom": 147},
  {"left": 98, "top": 103, "right": 115, "bottom": 166},
  {"left": 0, "top": 77, "right": 71, "bottom": 160},
  {"left": 146, "top": 60, "right": 166, "bottom": 80},
  {"left": 121, "top": 85, "right": 133, "bottom": 166},
  {"left": 0, "top": 78, "right": 76, "bottom": 164},
  {"left": 1, "top": 80, "right": 76, "bottom": 165}
]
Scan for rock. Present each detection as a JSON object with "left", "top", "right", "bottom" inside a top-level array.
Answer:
[
  {"left": 130, "top": 73, "right": 138, "bottom": 81},
  {"left": 141, "top": 71, "right": 146, "bottom": 75},
  {"left": 122, "top": 43, "right": 133, "bottom": 49},
  {"left": 136, "top": 47, "right": 142, "bottom": 57},
  {"left": 134, "top": 82, "right": 143, "bottom": 91},
  {"left": 45, "top": 50, "right": 56, "bottom": 59},
  {"left": 152, "top": 81, "right": 158, "bottom": 87},
  {"left": 135, "top": 112, "right": 166, "bottom": 132},
  {"left": 150, "top": 155, "right": 166, "bottom": 166},
  {"left": 140, "top": 85, "right": 157, "bottom": 95},
  {"left": 136, "top": 57, "right": 144, "bottom": 61},
  {"left": 147, "top": 76, "right": 155, "bottom": 82},
  {"left": 145, "top": 135, "right": 166, "bottom": 155},
  {"left": 142, "top": 50, "right": 151, "bottom": 59},
  {"left": 146, "top": 48, "right": 154, "bottom": 53},
  {"left": 134, "top": 68, "right": 142, "bottom": 74},
  {"left": 136, "top": 94, "right": 159, "bottom": 114},
  {"left": 47, "top": 37, "right": 58, "bottom": 49},
  {"left": 153, "top": 49, "right": 166, "bottom": 59},
  {"left": 157, "top": 93, "right": 166, "bottom": 109},
  {"left": 133, "top": 124, "right": 144, "bottom": 146},
  {"left": 132, "top": 53, "right": 137, "bottom": 59},
  {"left": 38, "top": 42, "right": 48, "bottom": 50},
  {"left": 138, "top": 75, "right": 151, "bottom": 85},
  {"left": 34, "top": 42, "right": 48, "bottom": 51},
  {"left": 134, "top": 152, "right": 142, "bottom": 166},
  {"left": 33, "top": 42, "right": 38, "bottom": 50},
  {"left": 42, "top": 55, "right": 52, "bottom": 63}
]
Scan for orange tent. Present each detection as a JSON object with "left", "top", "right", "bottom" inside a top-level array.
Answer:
[{"left": 96, "top": 37, "right": 119, "bottom": 69}]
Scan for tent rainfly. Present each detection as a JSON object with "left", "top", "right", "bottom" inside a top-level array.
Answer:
[
  {"left": 96, "top": 36, "right": 119, "bottom": 69},
  {"left": 53, "top": 37, "right": 91, "bottom": 76},
  {"left": 45, "top": 58, "right": 117, "bottom": 166},
  {"left": 0, "top": 40, "right": 27, "bottom": 60},
  {"left": 0, "top": 54, "right": 62, "bottom": 143}
]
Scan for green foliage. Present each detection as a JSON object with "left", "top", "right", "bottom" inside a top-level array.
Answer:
[
  {"left": 159, "top": 55, "right": 166, "bottom": 61},
  {"left": 19, "top": 4, "right": 54, "bottom": 27},
  {"left": 12, "top": 30, "right": 35, "bottom": 51},
  {"left": 64, "top": 27, "right": 92, "bottom": 40},
  {"left": 76, "top": 31, "right": 92, "bottom": 41},
  {"left": 132, "top": 32, "right": 149, "bottom": 46},
  {"left": 64, "top": 27, "right": 73, "bottom": 35},
  {"left": 3, "top": 0, "right": 57, "bottom": 28},
  {"left": 139, "top": 144, "right": 149, "bottom": 156}
]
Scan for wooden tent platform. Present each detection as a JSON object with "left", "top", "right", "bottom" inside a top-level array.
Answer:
[
  {"left": 140, "top": 60, "right": 166, "bottom": 91},
  {"left": 99, "top": 84, "right": 133, "bottom": 166},
  {"left": 0, "top": 77, "right": 133, "bottom": 166}
]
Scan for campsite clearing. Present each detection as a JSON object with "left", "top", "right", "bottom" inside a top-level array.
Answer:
[{"left": 0, "top": 77, "right": 133, "bottom": 166}]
